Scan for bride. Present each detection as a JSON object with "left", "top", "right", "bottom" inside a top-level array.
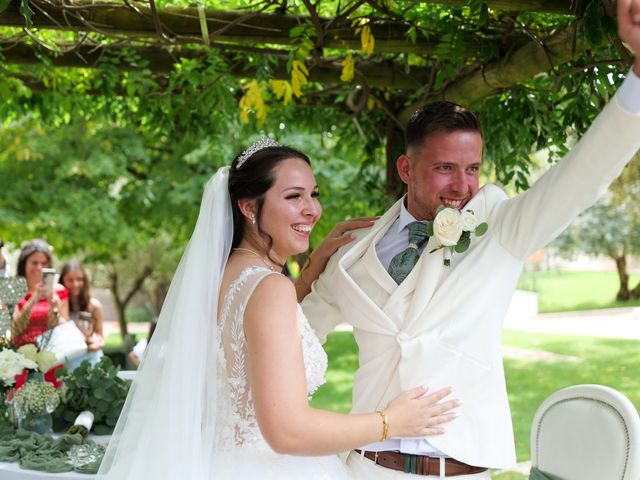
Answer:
[{"left": 97, "top": 139, "right": 459, "bottom": 479}]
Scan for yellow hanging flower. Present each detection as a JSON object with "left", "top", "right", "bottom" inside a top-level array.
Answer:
[
  {"left": 340, "top": 53, "right": 355, "bottom": 82},
  {"left": 291, "top": 60, "right": 309, "bottom": 98},
  {"left": 238, "top": 80, "right": 266, "bottom": 124},
  {"left": 352, "top": 18, "right": 375, "bottom": 55},
  {"left": 360, "top": 24, "right": 375, "bottom": 55},
  {"left": 270, "top": 79, "right": 294, "bottom": 106}
]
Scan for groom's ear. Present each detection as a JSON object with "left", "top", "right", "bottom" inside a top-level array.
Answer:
[
  {"left": 237, "top": 199, "right": 257, "bottom": 222},
  {"left": 397, "top": 155, "right": 411, "bottom": 184}
]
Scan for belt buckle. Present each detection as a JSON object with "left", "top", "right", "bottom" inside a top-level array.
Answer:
[{"left": 374, "top": 451, "right": 379, "bottom": 464}]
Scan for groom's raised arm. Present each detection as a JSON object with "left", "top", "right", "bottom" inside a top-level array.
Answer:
[{"left": 493, "top": 0, "right": 640, "bottom": 260}]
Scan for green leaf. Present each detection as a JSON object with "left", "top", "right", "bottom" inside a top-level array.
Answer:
[
  {"left": 405, "top": 26, "right": 417, "bottom": 43},
  {"left": 478, "top": 3, "right": 489, "bottom": 26},
  {"left": 454, "top": 237, "right": 470, "bottom": 253},
  {"left": 94, "top": 424, "right": 112, "bottom": 435},
  {"left": 0, "top": 0, "right": 11, "bottom": 14},
  {"left": 426, "top": 222, "right": 434, "bottom": 236},
  {"left": 475, "top": 222, "right": 488, "bottom": 236},
  {"left": 19, "top": 0, "right": 32, "bottom": 27}
]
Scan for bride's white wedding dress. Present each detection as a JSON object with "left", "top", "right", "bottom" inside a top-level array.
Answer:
[{"left": 212, "top": 266, "right": 352, "bottom": 479}]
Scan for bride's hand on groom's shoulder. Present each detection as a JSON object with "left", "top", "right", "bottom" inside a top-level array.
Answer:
[
  {"left": 384, "top": 385, "right": 460, "bottom": 438},
  {"left": 296, "top": 217, "right": 378, "bottom": 301},
  {"left": 314, "top": 216, "right": 379, "bottom": 259}
]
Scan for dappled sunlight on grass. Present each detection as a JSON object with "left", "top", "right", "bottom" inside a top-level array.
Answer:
[
  {"left": 312, "top": 329, "right": 640, "bottom": 469},
  {"left": 504, "top": 329, "right": 640, "bottom": 461},
  {"left": 518, "top": 270, "right": 640, "bottom": 312}
]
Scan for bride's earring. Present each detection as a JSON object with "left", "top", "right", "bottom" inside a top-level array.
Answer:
[{"left": 251, "top": 214, "right": 256, "bottom": 225}]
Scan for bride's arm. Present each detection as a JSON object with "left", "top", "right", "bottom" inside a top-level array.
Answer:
[
  {"left": 245, "top": 275, "right": 458, "bottom": 456},
  {"left": 295, "top": 217, "right": 377, "bottom": 302}
]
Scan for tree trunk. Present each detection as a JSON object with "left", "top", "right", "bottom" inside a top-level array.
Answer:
[
  {"left": 385, "top": 118, "right": 405, "bottom": 202},
  {"left": 630, "top": 279, "right": 640, "bottom": 300},
  {"left": 614, "top": 255, "right": 630, "bottom": 301},
  {"left": 150, "top": 280, "right": 170, "bottom": 316},
  {"left": 109, "top": 265, "right": 154, "bottom": 340}
]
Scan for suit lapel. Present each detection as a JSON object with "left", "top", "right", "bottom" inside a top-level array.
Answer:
[
  {"left": 330, "top": 201, "right": 402, "bottom": 329},
  {"left": 405, "top": 234, "right": 444, "bottom": 325}
]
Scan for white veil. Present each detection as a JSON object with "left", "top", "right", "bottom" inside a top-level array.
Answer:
[{"left": 97, "top": 166, "right": 233, "bottom": 479}]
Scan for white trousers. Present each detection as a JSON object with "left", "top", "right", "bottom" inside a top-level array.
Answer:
[{"left": 346, "top": 451, "right": 492, "bottom": 480}]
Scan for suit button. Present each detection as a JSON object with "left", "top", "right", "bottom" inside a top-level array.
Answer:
[{"left": 397, "top": 332, "right": 410, "bottom": 343}]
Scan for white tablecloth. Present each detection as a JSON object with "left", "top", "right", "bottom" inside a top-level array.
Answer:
[{"left": 0, "top": 462, "right": 96, "bottom": 479}]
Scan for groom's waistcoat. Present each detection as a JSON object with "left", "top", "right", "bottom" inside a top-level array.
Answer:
[{"left": 302, "top": 94, "right": 640, "bottom": 468}]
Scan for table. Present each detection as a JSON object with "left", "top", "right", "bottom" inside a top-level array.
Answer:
[{"left": 0, "top": 371, "right": 137, "bottom": 479}]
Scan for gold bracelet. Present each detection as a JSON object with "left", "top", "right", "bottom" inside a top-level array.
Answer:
[{"left": 377, "top": 410, "right": 389, "bottom": 441}]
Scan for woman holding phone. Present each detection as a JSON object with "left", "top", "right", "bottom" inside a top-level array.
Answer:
[
  {"left": 59, "top": 260, "right": 105, "bottom": 368},
  {"left": 12, "top": 239, "right": 69, "bottom": 347}
]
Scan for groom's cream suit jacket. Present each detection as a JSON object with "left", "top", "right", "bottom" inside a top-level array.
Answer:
[{"left": 302, "top": 93, "right": 640, "bottom": 469}]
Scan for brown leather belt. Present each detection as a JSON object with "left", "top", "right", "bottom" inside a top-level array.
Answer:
[{"left": 354, "top": 449, "right": 488, "bottom": 476}]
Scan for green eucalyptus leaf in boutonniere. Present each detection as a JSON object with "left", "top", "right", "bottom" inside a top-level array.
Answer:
[{"left": 426, "top": 207, "right": 489, "bottom": 266}]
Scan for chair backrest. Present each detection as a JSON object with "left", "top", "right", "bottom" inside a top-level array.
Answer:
[{"left": 531, "top": 384, "right": 640, "bottom": 480}]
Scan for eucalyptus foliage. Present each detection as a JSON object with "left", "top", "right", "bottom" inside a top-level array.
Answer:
[{"left": 52, "top": 357, "right": 130, "bottom": 435}]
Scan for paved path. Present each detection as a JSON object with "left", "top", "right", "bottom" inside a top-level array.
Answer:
[{"left": 505, "top": 306, "right": 640, "bottom": 340}]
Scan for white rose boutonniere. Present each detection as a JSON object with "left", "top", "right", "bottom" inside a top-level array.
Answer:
[{"left": 426, "top": 207, "right": 488, "bottom": 266}]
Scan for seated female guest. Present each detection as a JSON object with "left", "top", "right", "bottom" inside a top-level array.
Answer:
[
  {"left": 59, "top": 260, "right": 105, "bottom": 368},
  {"left": 12, "top": 239, "right": 69, "bottom": 347}
]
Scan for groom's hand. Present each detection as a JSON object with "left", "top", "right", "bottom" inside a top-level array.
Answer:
[{"left": 618, "top": 0, "right": 640, "bottom": 76}]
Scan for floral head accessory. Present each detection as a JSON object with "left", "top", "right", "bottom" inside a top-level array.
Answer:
[
  {"left": 236, "top": 137, "right": 280, "bottom": 169},
  {"left": 426, "top": 206, "right": 488, "bottom": 266}
]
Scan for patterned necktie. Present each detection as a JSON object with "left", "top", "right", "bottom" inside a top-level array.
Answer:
[{"left": 387, "top": 221, "right": 429, "bottom": 284}]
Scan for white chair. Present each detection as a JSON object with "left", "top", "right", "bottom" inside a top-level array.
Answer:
[{"left": 531, "top": 384, "right": 640, "bottom": 480}]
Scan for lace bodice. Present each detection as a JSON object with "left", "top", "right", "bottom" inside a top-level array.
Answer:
[{"left": 215, "top": 267, "right": 327, "bottom": 451}]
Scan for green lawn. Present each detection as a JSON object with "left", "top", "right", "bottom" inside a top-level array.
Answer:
[
  {"left": 517, "top": 270, "right": 640, "bottom": 313},
  {"left": 311, "top": 330, "right": 640, "bottom": 479}
]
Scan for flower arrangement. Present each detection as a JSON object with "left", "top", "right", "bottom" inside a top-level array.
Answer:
[
  {"left": 0, "top": 343, "right": 62, "bottom": 433},
  {"left": 426, "top": 207, "right": 488, "bottom": 266},
  {"left": 13, "top": 379, "right": 60, "bottom": 416}
]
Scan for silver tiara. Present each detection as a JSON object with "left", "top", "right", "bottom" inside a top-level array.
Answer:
[{"left": 236, "top": 137, "right": 280, "bottom": 169}]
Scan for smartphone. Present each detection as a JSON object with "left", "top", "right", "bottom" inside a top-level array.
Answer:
[{"left": 41, "top": 268, "right": 56, "bottom": 297}]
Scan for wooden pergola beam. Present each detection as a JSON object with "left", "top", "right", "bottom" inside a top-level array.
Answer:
[
  {"left": 0, "top": 41, "right": 433, "bottom": 90},
  {"left": 0, "top": 0, "right": 440, "bottom": 54},
  {"left": 398, "top": 18, "right": 589, "bottom": 124},
  {"left": 422, "top": 0, "right": 583, "bottom": 15}
]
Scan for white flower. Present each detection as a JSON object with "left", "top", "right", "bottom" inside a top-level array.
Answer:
[
  {"left": 18, "top": 344, "right": 38, "bottom": 362},
  {"left": 460, "top": 210, "right": 478, "bottom": 232},
  {"left": 0, "top": 349, "right": 37, "bottom": 386},
  {"left": 432, "top": 208, "right": 463, "bottom": 246},
  {"left": 36, "top": 351, "right": 58, "bottom": 373}
]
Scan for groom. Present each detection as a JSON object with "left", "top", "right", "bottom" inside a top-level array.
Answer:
[{"left": 302, "top": 1, "right": 640, "bottom": 478}]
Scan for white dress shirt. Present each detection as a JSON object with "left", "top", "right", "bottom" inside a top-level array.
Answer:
[{"left": 375, "top": 199, "right": 427, "bottom": 271}]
